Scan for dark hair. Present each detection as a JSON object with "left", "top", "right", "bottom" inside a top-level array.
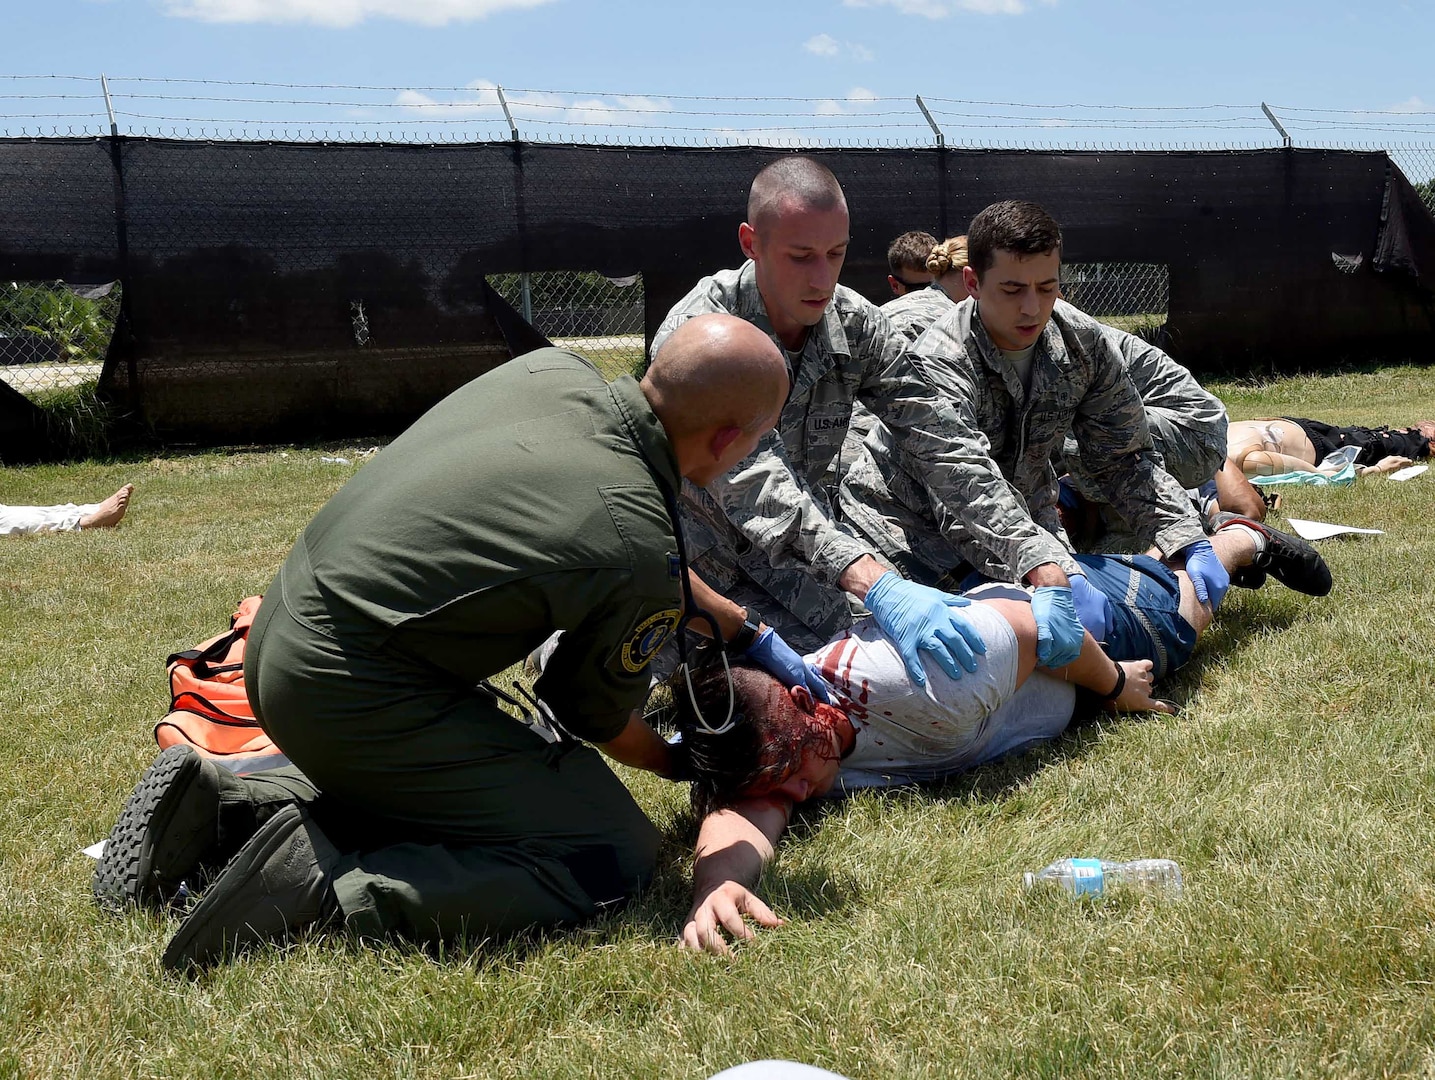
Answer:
[
  {"left": 887, "top": 230, "right": 938, "bottom": 276},
  {"left": 675, "top": 655, "right": 833, "bottom": 817},
  {"left": 967, "top": 200, "right": 1063, "bottom": 278}
]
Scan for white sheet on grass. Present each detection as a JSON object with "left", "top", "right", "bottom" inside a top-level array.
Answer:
[{"left": 1284, "top": 517, "right": 1384, "bottom": 541}]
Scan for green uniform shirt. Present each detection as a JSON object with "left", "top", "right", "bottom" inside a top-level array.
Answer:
[{"left": 284, "top": 349, "right": 683, "bottom": 743}]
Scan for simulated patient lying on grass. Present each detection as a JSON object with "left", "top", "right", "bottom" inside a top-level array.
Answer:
[{"left": 673, "top": 581, "right": 1177, "bottom": 956}]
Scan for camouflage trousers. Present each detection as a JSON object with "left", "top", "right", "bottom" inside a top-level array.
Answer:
[{"left": 1062, "top": 408, "right": 1225, "bottom": 496}]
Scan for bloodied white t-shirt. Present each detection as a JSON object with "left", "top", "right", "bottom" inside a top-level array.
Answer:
[{"left": 808, "top": 601, "right": 1075, "bottom": 792}]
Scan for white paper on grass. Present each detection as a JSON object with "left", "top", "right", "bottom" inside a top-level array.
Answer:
[
  {"left": 1284, "top": 517, "right": 1384, "bottom": 541},
  {"left": 82, "top": 839, "right": 106, "bottom": 860},
  {"left": 1388, "top": 464, "right": 1429, "bottom": 482}
]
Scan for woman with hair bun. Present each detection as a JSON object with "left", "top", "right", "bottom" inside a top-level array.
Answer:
[{"left": 879, "top": 234, "right": 970, "bottom": 343}]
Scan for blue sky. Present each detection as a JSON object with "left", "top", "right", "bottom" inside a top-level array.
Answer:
[{"left": 5, "top": 0, "right": 1434, "bottom": 147}]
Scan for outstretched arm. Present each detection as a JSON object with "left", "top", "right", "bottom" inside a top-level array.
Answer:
[
  {"left": 1356, "top": 454, "right": 1414, "bottom": 476},
  {"left": 682, "top": 797, "right": 792, "bottom": 956}
]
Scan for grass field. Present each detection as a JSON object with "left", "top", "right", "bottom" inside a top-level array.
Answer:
[{"left": 2, "top": 365, "right": 1434, "bottom": 1079}]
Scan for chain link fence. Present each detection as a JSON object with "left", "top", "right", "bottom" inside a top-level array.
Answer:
[
  {"left": 0, "top": 280, "right": 120, "bottom": 400},
  {"left": 1384, "top": 146, "right": 1434, "bottom": 213},
  {"left": 487, "top": 271, "right": 646, "bottom": 380},
  {"left": 1060, "top": 264, "right": 1169, "bottom": 337},
  {"left": 2, "top": 133, "right": 1430, "bottom": 448}
]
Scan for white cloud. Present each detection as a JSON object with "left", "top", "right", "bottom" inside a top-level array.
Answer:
[
  {"left": 160, "top": 0, "right": 555, "bottom": 28},
  {"left": 567, "top": 94, "right": 674, "bottom": 128},
  {"left": 815, "top": 87, "right": 879, "bottom": 116},
  {"left": 392, "top": 81, "right": 673, "bottom": 129},
  {"left": 1387, "top": 96, "right": 1429, "bottom": 114},
  {"left": 843, "top": 0, "right": 1034, "bottom": 16},
  {"left": 804, "top": 33, "right": 876, "bottom": 61}
]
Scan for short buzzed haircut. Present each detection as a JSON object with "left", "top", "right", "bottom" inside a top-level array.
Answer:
[
  {"left": 747, "top": 156, "right": 847, "bottom": 229},
  {"left": 968, "top": 200, "right": 1063, "bottom": 278},
  {"left": 887, "top": 230, "right": 938, "bottom": 277}
]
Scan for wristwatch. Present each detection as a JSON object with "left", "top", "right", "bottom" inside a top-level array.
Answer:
[{"left": 729, "top": 610, "right": 762, "bottom": 653}]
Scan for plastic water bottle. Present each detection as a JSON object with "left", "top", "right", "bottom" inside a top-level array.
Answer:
[{"left": 1023, "top": 858, "right": 1183, "bottom": 898}]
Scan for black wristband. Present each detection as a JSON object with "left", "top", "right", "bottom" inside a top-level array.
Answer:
[
  {"left": 1103, "top": 664, "right": 1126, "bottom": 702},
  {"left": 730, "top": 615, "right": 762, "bottom": 653}
]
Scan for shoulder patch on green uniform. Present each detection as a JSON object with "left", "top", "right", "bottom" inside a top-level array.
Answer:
[{"left": 619, "top": 608, "right": 680, "bottom": 673}]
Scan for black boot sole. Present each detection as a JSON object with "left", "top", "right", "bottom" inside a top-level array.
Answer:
[{"left": 93, "top": 745, "right": 221, "bottom": 912}]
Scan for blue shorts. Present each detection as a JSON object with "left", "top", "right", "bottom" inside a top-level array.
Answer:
[
  {"left": 960, "top": 552, "right": 1197, "bottom": 680},
  {"left": 1072, "top": 553, "right": 1197, "bottom": 679}
]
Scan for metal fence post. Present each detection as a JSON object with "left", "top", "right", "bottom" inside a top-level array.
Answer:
[
  {"left": 496, "top": 85, "right": 519, "bottom": 143},
  {"left": 100, "top": 73, "right": 118, "bottom": 137},
  {"left": 915, "top": 95, "right": 945, "bottom": 149},
  {"left": 916, "top": 95, "right": 948, "bottom": 240},
  {"left": 1261, "top": 103, "right": 1292, "bottom": 148}
]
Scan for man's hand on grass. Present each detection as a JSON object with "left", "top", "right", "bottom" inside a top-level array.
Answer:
[{"left": 680, "top": 880, "right": 784, "bottom": 957}]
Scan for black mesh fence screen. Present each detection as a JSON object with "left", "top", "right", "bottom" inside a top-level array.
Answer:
[{"left": 2, "top": 138, "right": 1433, "bottom": 453}]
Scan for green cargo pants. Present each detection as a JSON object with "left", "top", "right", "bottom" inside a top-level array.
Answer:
[{"left": 240, "top": 586, "right": 661, "bottom": 944}]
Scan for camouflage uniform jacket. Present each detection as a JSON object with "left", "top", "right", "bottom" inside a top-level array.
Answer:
[
  {"left": 652, "top": 261, "right": 982, "bottom": 588},
  {"left": 880, "top": 285, "right": 957, "bottom": 344},
  {"left": 850, "top": 297, "right": 1208, "bottom": 582}
]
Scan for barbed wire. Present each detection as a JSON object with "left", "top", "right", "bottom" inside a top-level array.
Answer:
[{"left": 0, "top": 77, "right": 1432, "bottom": 153}]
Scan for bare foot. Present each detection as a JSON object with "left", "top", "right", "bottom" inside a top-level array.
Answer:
[{"left": 77, "top": 484, "right": 133, "bottom": 529}]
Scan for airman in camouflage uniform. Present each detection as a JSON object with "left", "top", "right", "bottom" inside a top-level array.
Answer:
[
  {"left": 836, "top": 201, "right": 1226, "bottom": 670},
  {"left": 880, "top": 285, "right": 957, "bottom": 345},
  {"left": 840, "top": 296, "right": 1209, "bottom": 584},
  {"left": 652, "top": 157, "right": 988, "bottom": 690},
  {"left": 655, "top": 260, "right": 886, "bottom": 647}
]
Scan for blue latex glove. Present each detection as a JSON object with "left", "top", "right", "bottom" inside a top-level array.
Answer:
[
  {"left": 863, "top": 571, "right": 986, "bottom": 687},
  {"left": 1068, "top": 573, "right": 1113, "bottom": 642},
  {"left": 745, "top": 626, "right": 832, "bottom": 704},
  {"left": 1183, "top": 539, "right": 1231, "bottom": 609},
  {"left": 1030, "top": 585, "right": 1086, "bottom": 669}
]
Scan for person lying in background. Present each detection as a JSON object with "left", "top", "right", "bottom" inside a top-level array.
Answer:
[
  {"left": 1226, "top": 416, "right": 1434, "bottom": 480},
  {"left": 0, "top": 483, "right": 132, "bottom": 536}
]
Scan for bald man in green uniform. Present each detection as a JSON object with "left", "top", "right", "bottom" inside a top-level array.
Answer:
[{"left": 94, "top": 313, "right": 789, "bottom": 969}]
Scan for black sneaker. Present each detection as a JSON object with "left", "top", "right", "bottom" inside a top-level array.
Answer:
[
  {"left": 161, "top": 804, "right": 341, "bottom": 971},
  {"left": 1213, "top": 513, "right": 1332, "bottom": 597},
  {"left": 1229, "top": 564, "right": 1267, "bottom": 590},
  {"left": 94, "top": 745, "right": 225, "bottom": 912}
]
